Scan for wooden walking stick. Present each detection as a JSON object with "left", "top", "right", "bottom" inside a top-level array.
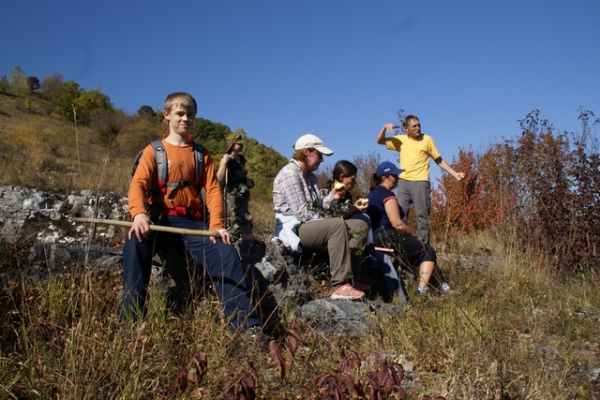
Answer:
[{"left": 71, "top": 217, "right": 221, "bottom": 237}]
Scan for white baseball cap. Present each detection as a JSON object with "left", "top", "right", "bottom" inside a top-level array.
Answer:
[{"left": 293, "top": 134, "right": 334, "bottom": 156}]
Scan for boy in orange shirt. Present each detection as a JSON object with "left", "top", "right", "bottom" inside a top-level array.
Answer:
[{"left": 122, "top": 92, "right": 259, "bottom": 333}]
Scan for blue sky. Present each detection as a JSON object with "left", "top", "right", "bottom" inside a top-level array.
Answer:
[{"left": 3, "top": 0, "right": 599, "bottom": 184}]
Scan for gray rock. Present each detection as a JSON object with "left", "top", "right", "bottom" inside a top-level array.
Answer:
[
  {"left": 28, "top": 243, "right": 122, "bottom": 273},
  {"left": 2, "top": 185, "right": 409, "bottom": 338}
]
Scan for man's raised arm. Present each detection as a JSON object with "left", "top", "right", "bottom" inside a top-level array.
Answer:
[{"left": 376, "top": 123, "right": 397, "bottom": 145}]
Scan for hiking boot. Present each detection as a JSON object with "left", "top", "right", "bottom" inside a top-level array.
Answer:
[
  {"left": 331, "top": 283, "right": 365, "bottom": 300},
  {"left": 243, "top": 326, "right": 271, "bottom": 348},
  {"left": 353, "top": 281, "right": 371, "bottom": 293}
]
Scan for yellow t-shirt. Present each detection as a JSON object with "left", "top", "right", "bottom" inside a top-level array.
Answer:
[{"left": 385, "top": 134, "right": 441, "bottom": 182}]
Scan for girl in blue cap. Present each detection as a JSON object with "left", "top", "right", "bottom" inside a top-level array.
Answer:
[{"left": 366, "top": 161, "right": 452, "bottom": 295}]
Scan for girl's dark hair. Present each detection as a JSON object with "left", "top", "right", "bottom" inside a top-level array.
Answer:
[
  {"left": 369, "top": 173, "right": 385, "bottom": 192},
  {"left": 327, "top": 160, "right": 358, "bottom": 189},
  {"left": 332, "top": 160, "right": 357, "bottom": 181}
]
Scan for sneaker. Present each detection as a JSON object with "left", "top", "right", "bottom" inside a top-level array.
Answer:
[
  {"left": 353, "top": 281, "right": 371, "bottom": 293},
  {"left": 440, "top": 283, "right": 458, "bottom": 296},
  {"left": 331, "top": 283, "right": 365, "bottom": 300}
]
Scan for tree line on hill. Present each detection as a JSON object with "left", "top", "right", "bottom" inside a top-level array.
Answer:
[{"left": 0, "top": 65, "right": 288, "bottom": 201}]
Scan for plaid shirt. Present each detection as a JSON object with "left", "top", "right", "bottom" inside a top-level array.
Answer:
[{"left": 273, "top": 159, "right": 324, "bottom": 222}]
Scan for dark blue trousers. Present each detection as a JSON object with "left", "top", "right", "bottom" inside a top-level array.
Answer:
[{"left": 121, "top": 215, "right": 259, "bottom": 332}]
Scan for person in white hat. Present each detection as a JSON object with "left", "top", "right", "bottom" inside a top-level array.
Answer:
[{"left": 273, "top": 134, "right": 370, "bottom": 300}]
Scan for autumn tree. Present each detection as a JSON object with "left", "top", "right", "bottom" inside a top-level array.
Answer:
[
  {"left": 116, "top": 117, "right": 161, "bottom": 155},
  {"left": 351, "top": 151, "right": 381, "bottom": 199},
  {"left": 433, "top": 108, "right": 600, "bottom": 271},
  {"left": 28, "top": 76, "right": 41, "bottom": 92},
  {"left": 74, "top": 88, "right": 112, "bottom": 125},
  {"left": 137, "top": 105, "right": 154, "bottom": 117},
  {"left": 40, "top": 74, "right": 65, "bottom": 103}
]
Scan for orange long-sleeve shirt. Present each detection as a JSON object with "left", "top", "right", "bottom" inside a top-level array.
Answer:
[{"left": 128, "top": 140, "right": 225, "bottom": 231}]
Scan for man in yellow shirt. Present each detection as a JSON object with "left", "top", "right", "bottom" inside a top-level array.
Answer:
[{"left": 376, "top": 115, "right": 465, "bottom": 243}]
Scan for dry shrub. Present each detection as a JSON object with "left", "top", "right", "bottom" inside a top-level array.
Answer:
[
  {"left": 249, "top": 196, "right": 275, "bottom": 239},
  {"left": 433, "top": 108, "right": 600, "bottom": 272}
]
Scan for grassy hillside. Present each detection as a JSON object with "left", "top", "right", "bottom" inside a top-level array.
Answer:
[
  {"left": 0, "top": 92, "right": 599, "bottom": 399},
  {"left": 0, "top": 92, "right": 286, "bottom": 237},
  {"left": 0, "top": 93, "right": 145, "bottom": 194}
]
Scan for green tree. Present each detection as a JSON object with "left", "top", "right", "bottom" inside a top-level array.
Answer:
[
  {"left": 0, "top": 75, "right": 9, "bottom": 91},
  {"left": 153, "top": 109, "right": 164, "bottom": 124},
  {"left": 190, "top": 117, "right": 232, "bottom": 152},
  {"left": 9, "top": 66, "right": 29, "bottom": 95},
  {"left": 54, "top": 80, "right": 83, "bottom": 121}
]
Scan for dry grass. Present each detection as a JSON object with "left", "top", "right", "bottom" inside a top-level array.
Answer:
[
  {"left": 1, "top": 232, "right": 598, "bottom": 399},
  {"left": 0, "top": 95, "right": 599, "bottom": 399}
]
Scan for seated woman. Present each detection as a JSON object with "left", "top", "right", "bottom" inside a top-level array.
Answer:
[
  {"left": 273, "top": 134, "right": 370, "bottom": 300},
  {"left": 321, "top": 160, "right": 377, "bottom": 268},
  {"left": 322, "top": 160, "right": 404, "bottom": 302},
  {"left": 366, "top": 161, "right": 451, "bottom": 295}
]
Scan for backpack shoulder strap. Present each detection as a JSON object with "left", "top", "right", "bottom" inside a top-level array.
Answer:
[
  {"left": 150, "top": 140, "right": 168, "bottom": 194},
  {"left": 189, "top": 135, "right": 205, "bottom": 186}
]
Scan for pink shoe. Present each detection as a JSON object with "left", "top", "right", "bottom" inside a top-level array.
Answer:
[{"left": 331, "top": 283, "right": 365, "bottom": 300}]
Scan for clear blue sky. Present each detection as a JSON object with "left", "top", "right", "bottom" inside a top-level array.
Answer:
[{"left": 3, "top": 0, "right": 599, "bottom": 184}]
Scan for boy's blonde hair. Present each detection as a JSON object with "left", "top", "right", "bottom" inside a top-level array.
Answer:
[{"left": 161, "top": 92, "right": 197, "bottom": 138}]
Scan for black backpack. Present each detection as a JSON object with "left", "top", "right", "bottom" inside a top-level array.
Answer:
[{"left": 131, "top": 135, "right": 205, "bottom": 202}]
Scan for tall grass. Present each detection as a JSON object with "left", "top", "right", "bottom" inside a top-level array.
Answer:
[{"left": 1, "top": 224, "right": 599, "bottom": 398}]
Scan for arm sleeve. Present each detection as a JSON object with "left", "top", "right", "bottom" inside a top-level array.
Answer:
[
  {"left": 128, "top": 144, "right": 156, "bottom": 219},
  {"left": 385, "top": 136, "right": 402, "bottom": 151},
  {"left": 282, "top": 171, "right": 322, "bottom": 222},
  {"left": 202, "top": 149, "right": 226, "bottom": 231},
  {"left": 427, "top": 136, "right": 441, "bottom": 160}
]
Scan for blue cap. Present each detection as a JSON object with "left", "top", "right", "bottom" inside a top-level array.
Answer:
[{"left": 376, "top": 161, "right": 403, "bottom": 177}]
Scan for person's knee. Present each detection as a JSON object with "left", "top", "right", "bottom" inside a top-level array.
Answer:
[{"left": 423, "top": 243, "right": 437, "bottom": 263}]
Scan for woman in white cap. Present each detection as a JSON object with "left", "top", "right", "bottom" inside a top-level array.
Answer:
[{"left": 273, "top": 134, "right": 370, "bottom": 300}]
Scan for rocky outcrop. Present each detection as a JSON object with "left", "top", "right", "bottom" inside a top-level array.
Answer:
[
  {"left": 0, "top": 185, "right": 407, "bottom": 337},
  {"left": 0, "top": 185, "right": 127, "bottom": 245}
]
